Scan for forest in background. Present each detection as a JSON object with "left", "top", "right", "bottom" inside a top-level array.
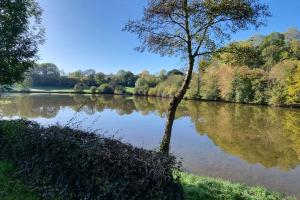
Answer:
[{"left": 10, "top": 28, "right": 300, "bottom": 106}]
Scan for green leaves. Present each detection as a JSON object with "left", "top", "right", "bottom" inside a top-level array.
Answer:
[
  {"left": 0, "top": 0, "right": 44, "bottom": 85},
  {"left": 0, "top": 120, "right": 183, "bottom": 200}
]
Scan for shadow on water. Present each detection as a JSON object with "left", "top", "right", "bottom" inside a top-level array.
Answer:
[{"left": 1, "top": 93, "right": 300, "bottom": 197}]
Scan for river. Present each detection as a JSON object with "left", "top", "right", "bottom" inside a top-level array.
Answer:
[{"left": 1, "top": 93, "right": 300, "bottom": 198}]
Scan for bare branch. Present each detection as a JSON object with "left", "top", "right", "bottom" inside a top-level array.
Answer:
[
  {"left": 168, "top": 14, "right": 186, "bottom": 31},
  {"left": 195, "top": 48, "right": 238, "bottom": 57}
]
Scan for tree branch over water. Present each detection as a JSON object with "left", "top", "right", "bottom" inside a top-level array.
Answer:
[{"left": 125, "top": 0, "right": 271, "bottom": 154}]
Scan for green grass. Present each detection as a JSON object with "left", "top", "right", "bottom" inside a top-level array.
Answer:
[
  {"left": 0, "top": 162, "right": 295, "bottom": 200},
  {"left": 125, "top": 87, "right": 134, "bottom": 94},
  {"left": 12, "top": 86, "right": 86, "bottom": 94},
  {"left": 11, "top": 86, "right": 136, "bottom": 95},
  {"left": 31, "top": 86, "right": 73, "bottom": 91},
  {"left": 31, "top": 86, "right": 74, "bottom": 93},
  {"left": 178, "top": 171, "right": 295, "bottom": 200},
  {"left": 0, "top": 161, "right": 38, "bottom": 200},
  {"left": 11, "top": 86, "right": 74, "bottom": 93}
]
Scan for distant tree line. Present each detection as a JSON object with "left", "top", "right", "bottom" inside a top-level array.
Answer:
[
  {"left": 138, "top": 28, "right": 300, "bottom": 106},
  {"left": 198, "top": 28, "right": 300, "bottom": 105},
  {"left": 16, "top": 29, "right": 300, "bottom": 105},
  {"left": 17, "top": 61, "right": 184, "bottom": 94}
]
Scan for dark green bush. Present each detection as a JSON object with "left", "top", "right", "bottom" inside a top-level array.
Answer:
[
  {"left": 233, "top": 77, "right": 254, "bottom": 103},
  {"left": 98, "top": 83, "right": 113, "bottom": 94},
  {"left": 0, "top": 120, "right": 183, "bottom": 200}
]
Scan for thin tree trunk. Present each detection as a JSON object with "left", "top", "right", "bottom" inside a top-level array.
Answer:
[
  {"left": 197, "top": 71, "right": 201, "bottom": 98},
  {"left": 160, "top": 56, "right": 194, "bottom": 154},
  {"left": 160, "top": 0, "right": 194, "bottom": 154}
]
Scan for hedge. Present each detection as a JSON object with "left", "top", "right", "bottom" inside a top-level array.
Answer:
[{"left": 0, "top": 120, "right": 183, "bottom": 200}]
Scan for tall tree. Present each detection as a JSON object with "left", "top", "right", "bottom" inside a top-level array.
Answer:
[
  {"left": 0, "top": 0, "right": 44, "bottom": 85},
  {"left": 124, "top": 0, "right": 270, "bottom": 154},
  {"left": 32, "top": 63, "right": 60, "bottom": 78},
  {"left": 116, "top": 70, "right": 136, "bottom": 87},
  {"left": 95, "top": 72, "right": 106, "bottom": 85}
]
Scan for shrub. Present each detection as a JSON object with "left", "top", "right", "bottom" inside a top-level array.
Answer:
[
  {"left": 202, "top": 77, "right": 221, "bottom": 101},
  {"left": 227, "top": 67, "right": 268, "bottom": 104},
  {"left": 134, "top": 85, "right": 149, "bottom": 96},
  {"left": 114, "top": 85, "right": 125, "bottom": 95},
  {"left": 73, "top": 83, "right": 85, "bottom": 92},
  {"left": 98, "top": 83, "right": 113, "bottom": 94},
  {"left": 148, "top": 87, "right": 158, "bottom": 96},
  {"left": 269, "top": 60, "right": 300, "bottom": 105},
  {"left": 146, "top": 75, "right": 183, "bottom": 98},
  {"left": 134, "top": 78, "right": 150, "bottom": 95},
  {"left": 163, "top": 86, "right": 178, "bottom": 98},
  {"left": 252, "top": 76, "right": 269, "bottom": 104},
  {"left": 0, "top": 120, "right": 183, "bottom": 200},
  {"left": 201, "top": 67, "right": 221, "bottom": 101},
  {"left": 90, "top": 86, "right": 97, "bottom": 94},
  {"left": 286, "top": 63, "right": 300, "bottom": 104},
  {"left": 232, "top": 76, "right": 254, "bottom": 103},
  {"left": 205, "top": 84, "right": 221, "bottom": 101},
  {"left": 269, "top": 83, "right": 287, "bottom": 105},
  {"left": 186, "top": 74, "right": 201, "bottom": 99}
]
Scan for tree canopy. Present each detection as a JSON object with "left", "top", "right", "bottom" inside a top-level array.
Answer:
[
  {"left": 124, "top": 0, "right": 270, "bottom": 153},
  {"left": 0, "top": 0, "right": 44, "bottom": 85},
  {"left": 124, "top": 0, "right": 270, "bottom": 59}
]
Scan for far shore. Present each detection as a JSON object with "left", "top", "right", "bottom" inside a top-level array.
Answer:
[{"left": 4, "top": 88, "right": 300, "bottom": 109}]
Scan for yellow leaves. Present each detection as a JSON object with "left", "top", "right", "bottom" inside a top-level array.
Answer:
[
  {"left": 289, "top": 39, "right": 300, "bottom": 58},
  {"left": 270, "top": 60, "right": 299, "bottom": 83},
  {"left": 286, "top": 65, "right": 300, "bottom": 104},
  {"left": 214, "top": 64, "right": 235, "bottom": 99}
]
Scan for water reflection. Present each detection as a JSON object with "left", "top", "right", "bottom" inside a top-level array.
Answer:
[
  {"left": 1, "top": 94, "right": 300, "bottom": 170},
  {"left": 1, "top": 94, "right": 300, "bottom": 197}
]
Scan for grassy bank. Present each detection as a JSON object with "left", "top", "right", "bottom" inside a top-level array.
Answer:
[
  {"left": 0, "top": 161, "right": 38, "bottom": 200},
  {"left": 7, "top": 86, "right": 300, "bottom": 108},
  {"left": 0, "top": 120, "right": 295, "bottom": 199},
  {"left": 0, "top": 165, "right": 295, "bottom": 200},
  {"left": 9, "top": 86, "right": 135, "bottom": 95},
  {"left": 178, "top": 171, "right": 295, "bottom": 200},
  {"left": 0, "top": 163, "right": 294, "bottom": 200},
  {"left": 12, "top": 86, "right": 96, "bottom": 94}
]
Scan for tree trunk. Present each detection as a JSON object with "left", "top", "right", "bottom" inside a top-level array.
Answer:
[
  {"left": 160, "top": 56, "right": 194, "bottom": 154},
  {"left": 197, "top": 71, "right": 201, "bottom": 98}
]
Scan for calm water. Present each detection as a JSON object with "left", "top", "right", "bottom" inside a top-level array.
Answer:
[{"left": 1, "top": 93, "right": 300, "bottom": 198}]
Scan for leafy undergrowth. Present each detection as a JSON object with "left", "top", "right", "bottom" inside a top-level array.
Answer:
[
  {"left": 178, "top": 171, "right": 295, "bottom": 200},
  {"left": 0, "top": 120, "right": 295, "bottom": 200},
  {"left": 0, "top": 161, "right": 38, "bottom": 200},
  {"left": 0, "top": 120, "right": 183, "bottom": 200}
]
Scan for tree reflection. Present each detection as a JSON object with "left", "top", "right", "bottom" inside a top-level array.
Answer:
[
  {"left": 188, "top": 103, "right": 300, "bottom": 171},
  {"left": 0, "top": 94, "right": 299, "bottom": 171}
]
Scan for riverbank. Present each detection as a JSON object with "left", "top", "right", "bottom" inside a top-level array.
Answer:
[
  {"left": 1, "top": 162, "right": 294, "bottom": 200},
  {"left": 0, "top": 120, "right": 294, "bottom": 200},
  {"left": 6, "top": 87, "right": 300, "bottom": 108},
  {"left": 8, "top": 86, "right": 135, "bottom": 95}
]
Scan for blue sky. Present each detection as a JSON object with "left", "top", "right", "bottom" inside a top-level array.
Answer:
[{"left": 37, "top": 0, "right": 300, "bottom": 74}]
